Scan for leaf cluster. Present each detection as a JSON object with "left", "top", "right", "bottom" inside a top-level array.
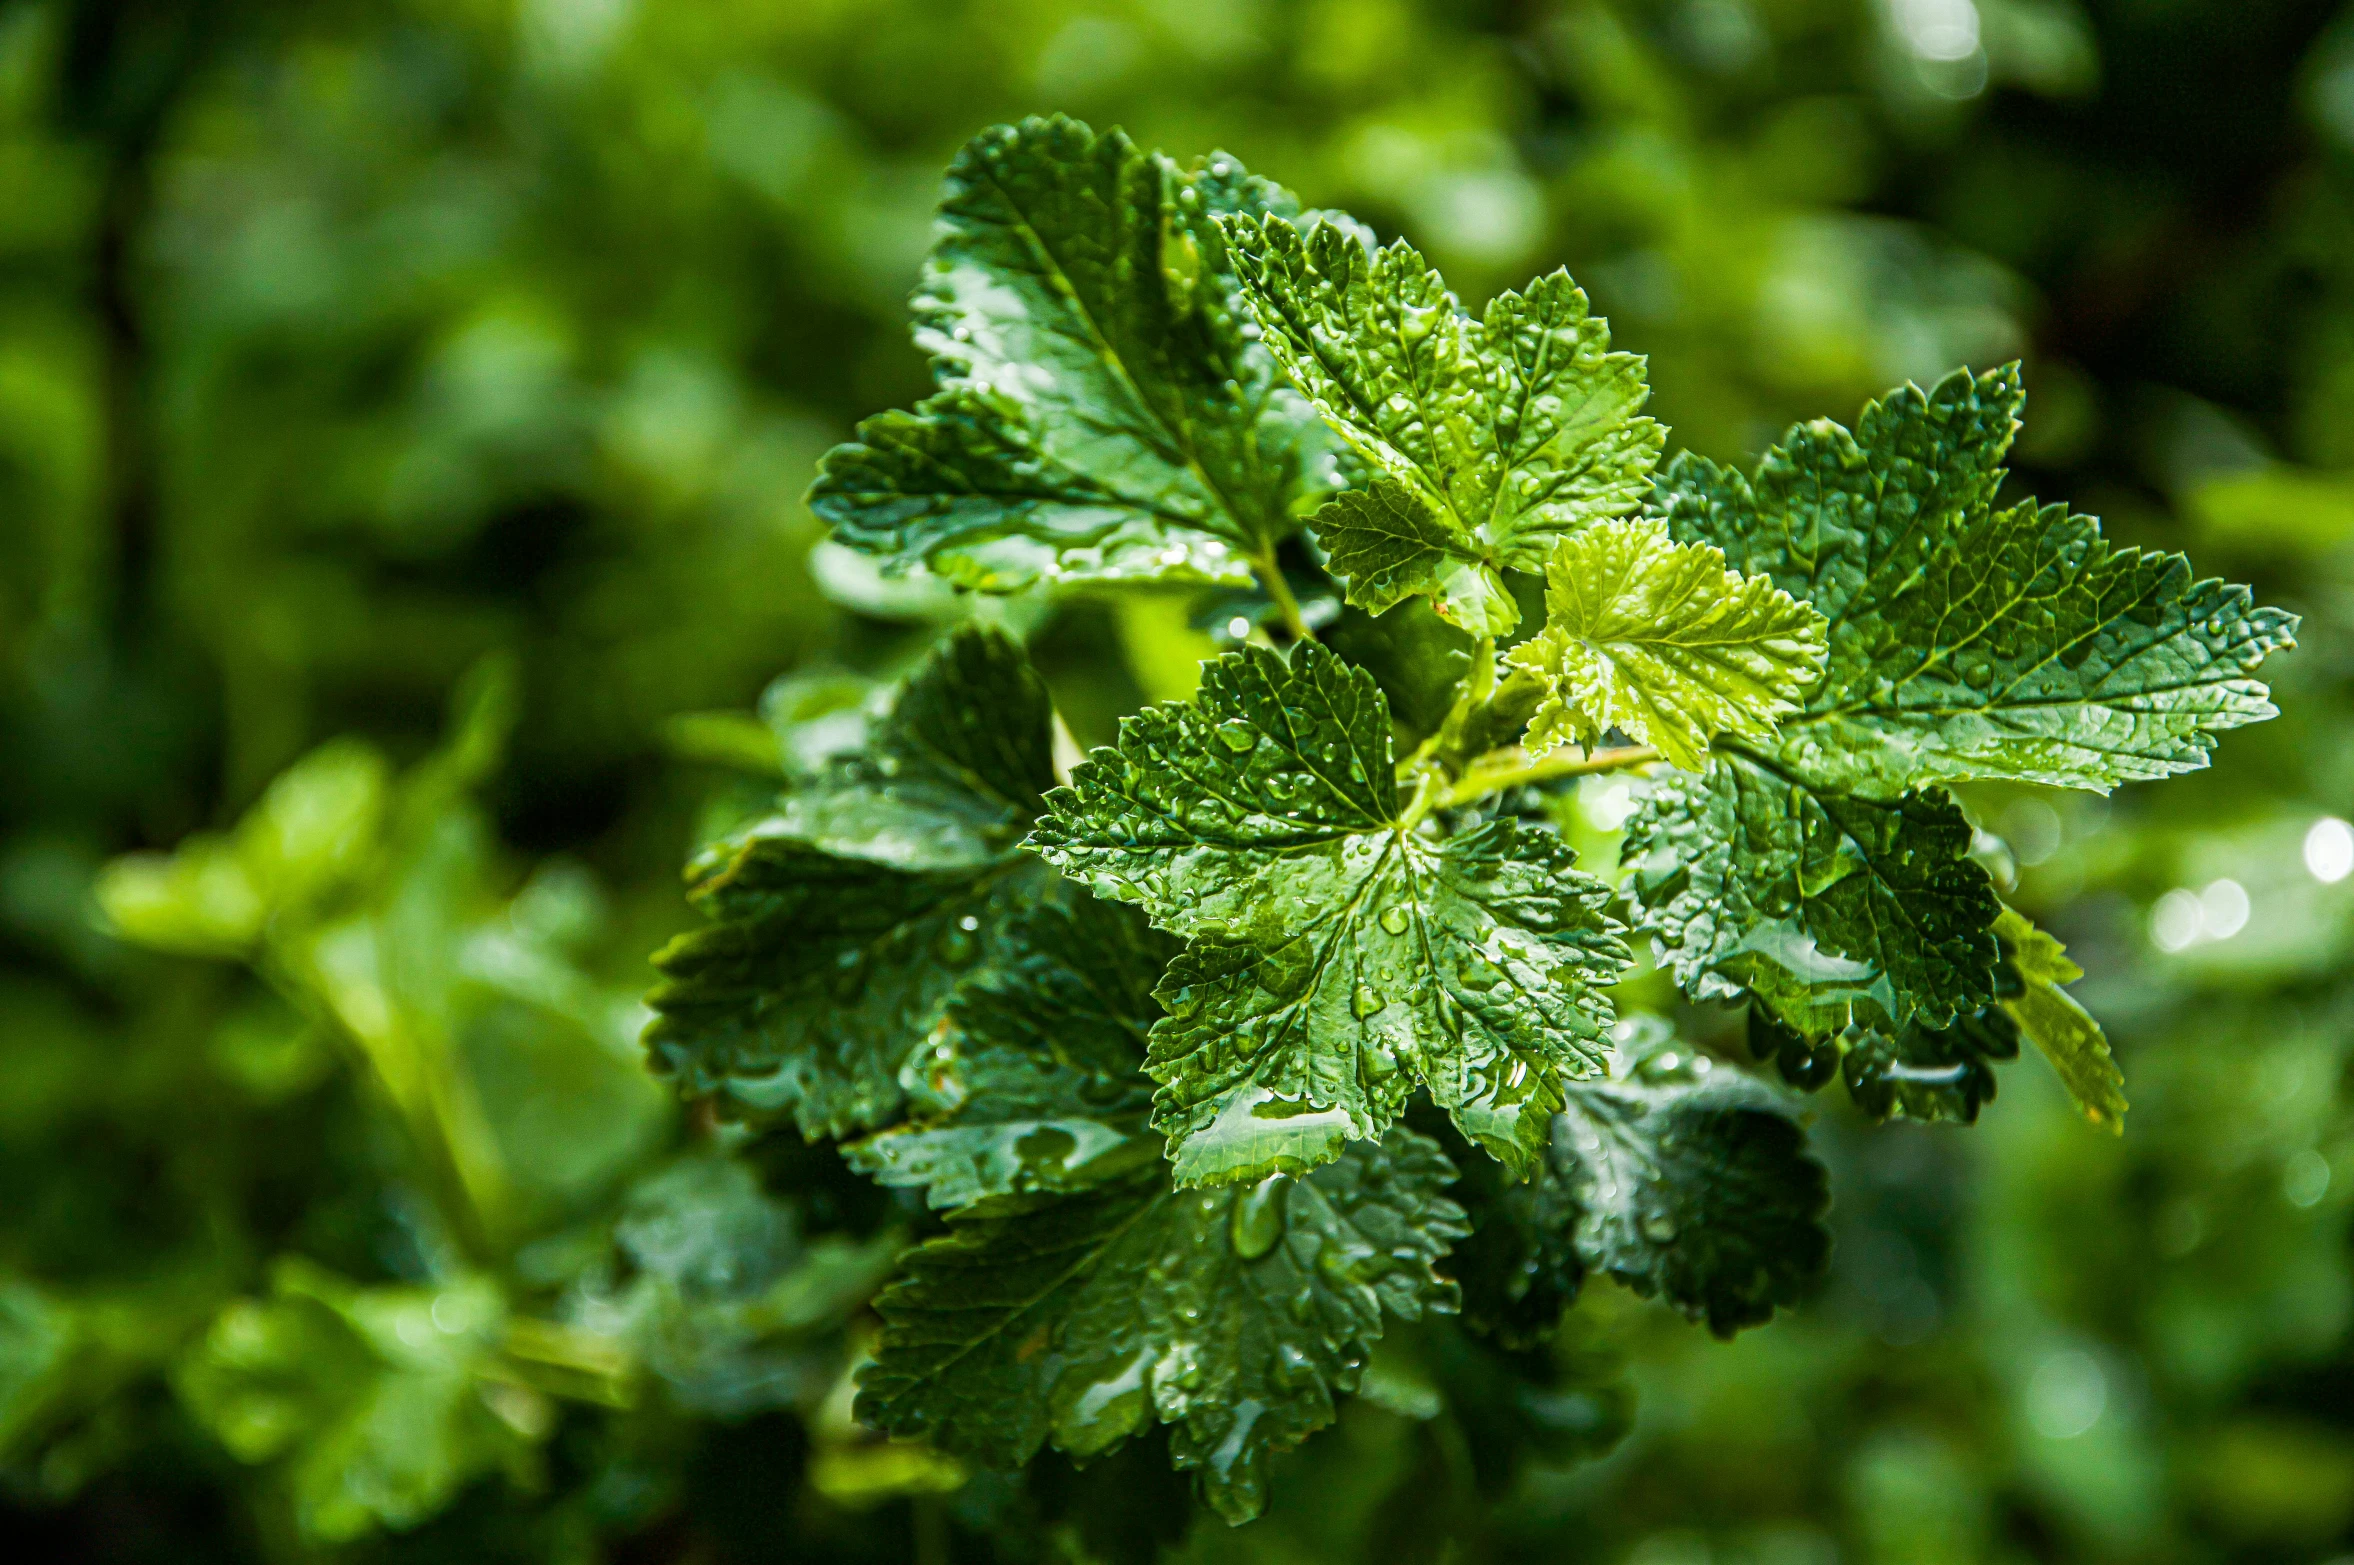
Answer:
[{"left": 638, "top": 111, "right": 2293, "bottom": 1523}]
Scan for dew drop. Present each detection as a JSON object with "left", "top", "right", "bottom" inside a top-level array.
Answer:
[{"left": 1230, "top": 1175, "right": 1289, "bottom": 1261}]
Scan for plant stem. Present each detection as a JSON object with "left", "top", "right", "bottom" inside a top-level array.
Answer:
[
  {"left": 1252, "top": 552, "right": 1312, "bottom": 643},
  {"left": 1436, "top": 743, "right": 1660, "bottom": 812}
]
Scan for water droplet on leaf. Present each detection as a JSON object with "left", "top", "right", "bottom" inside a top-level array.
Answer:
[{"left": 1230, "top": 1175, "right": 1289, "bottom": 1260}]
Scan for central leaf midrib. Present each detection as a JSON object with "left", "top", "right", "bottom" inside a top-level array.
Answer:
[{"left": 974, "top": 154, "right": 1266, "bottom": 550}]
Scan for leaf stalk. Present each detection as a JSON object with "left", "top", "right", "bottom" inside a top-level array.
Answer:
[
  {"left": 1252, "top": 551, "right": 1313, "bottom": 643},
  {"left": 1436, "top": 743, "right": 1661, "bottom": 812}
]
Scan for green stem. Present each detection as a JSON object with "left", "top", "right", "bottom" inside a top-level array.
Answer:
[
  {"left": 1397, "top": 769, "right": 1445, "bottom": 832},
  {"left": 1253, "top": 552, "right": 1312, "bottom": 643},
  {"left": 1436, "top": 743, "right": 1660, "bottom": 812},
  {"left": 1397, "top": 636, "right": 1499, "bottom": 783}
]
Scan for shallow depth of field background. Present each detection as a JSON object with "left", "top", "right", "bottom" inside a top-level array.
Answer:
[{"left": 5, "top": 1, "right": 2354, "bottom": 1561}]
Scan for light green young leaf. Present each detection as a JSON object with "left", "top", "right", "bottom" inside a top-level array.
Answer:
[
  {"left": 856, "top": 1131, "right": 1465, "bottom": 1526},
  {"left": 1505, "top": 517, "right": 1828, "bottom": 769},
  {"left": 645, "top": 625, "right": 1056, "bottom": 1137},
  {"left": 810, "top": 116, "right": 1343, "bottom": 591},
  {"left": 1995, "top": 907, "right": 2125, "bottom": 1131},
  {"left": 1221, "top": 215, "right": 1662, "bottom": 633},
  {"left": 1028, "top": 642, "right": 1629, "bottom": 1185},
  {"left": 1652, "top": 365, "right": 2299, "bottom": 793}
]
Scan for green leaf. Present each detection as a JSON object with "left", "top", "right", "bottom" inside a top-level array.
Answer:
[
  {"left": 845, "top": 898, "right": 1177, "bottom": 1209},
  {"left": 645, "top": 626, "right": 1057, "bottom": 1136},
  {"left": 769, "top": 621, "right": 1055, "bottom": 869},
  {"left": 1221, "top": 216, "right": 1662, "bottom": 633},
  {"left": 1996, "top": 906, "right": 2125, "bottom": 1132},
  {"left": 1027, "top": 642, "right": 1629, "bottom": 1185},
  {"left": 1652, "top": 364, "right": 2298, "bottom": 793},
  {"left": 568, "top": 1154, "right": 899, "bottom": 1416},
  {"left": 1749, "top": 998, "right": 2018, "bottom": 1125},
  {"left": 1553, "top": 1034, "right": 1829, "bottom": 1337},
  {"left": 1618, "top": 365, "right": 2285, "bottom": 1041},
  {"left": 1451, "top": 1022, "right": 1829, "bottom": 1343},
  {"left": 856, "top": 1131, "right": 1466, "bottom": 1526},
  {"left": 1623, "top": 753, "right": 2002, "bottom": 1038},
  {"left": 1311, "top": 478, "right": 1499, "bottom": 628},
  {"left": 175, "top": 1261, "right": 528, "bottom": 1543},
  {"left": 848, "top": 891, "right": 1468, "bottom": 1520},
  {"left": 810, "top": 116, "right": 1343, "bottom": 591},
  {"left": 96, "top": 740, "right": 390, "bottom": 957},
  {"left": 1505, "top": 517, "right": 1828, "bottom": 769}
]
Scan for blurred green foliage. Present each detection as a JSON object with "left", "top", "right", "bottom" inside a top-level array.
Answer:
[{"left": 3, "top": 0, "right": 2352, "bottom": 1559}]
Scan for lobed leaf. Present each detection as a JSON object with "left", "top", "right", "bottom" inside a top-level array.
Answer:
[
  {"left": 1626, "top": 365, "right": 2290, "bottom": 1043},
  {"left": 856, "top": 1133, "right": 1464, "bottom": 1525},
  {"left": 1028, "top": 641, "right": 1629, "bottom": 1184},
  {"left": 645, "top": 626, "right": 1056, "bottom": 1137},
  {"left": 1506, "top": 517, "right": 1828, "bottom": 769},
  {"left": 845, "top": 899, "right": 1175, "bottom": 1209},
  {"left": 1624, "top": 753, "right": 2001, "bottom": 1038},
  {"left": 810, "top": 116, "right": 1344, "bottom": 590},
  {"left": 1652, "top": 364, "right": 2298, "bottom": 793},
  {"left": 1451, "top": 1023, "right": 1829, "bottom": 1342},
  {"left": 1552, "top": 1037, "right": 1829, "bottom": 1336},
  {"left": 1222, "top": 216, "right": 1662, "bottom": 633},
  {"left": 769, "top": 619, "right": 1055, "bottom": 869}
]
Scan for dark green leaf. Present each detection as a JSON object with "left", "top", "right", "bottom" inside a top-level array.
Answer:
[
  {"left": 811, "top": 116, "right": 1343, "bottom": 590},
  {"left": 1624, "top": 751, "right": 2001, "bottom": 1038},
  {"left": 1748, "top": 977, "right": 2020, "bottom": 1125},
  {"left": 1453, "top": 1023, "right": 1829, "bottom": 1341},
  {"left": 645, "top": 626, "right": 1057, "bottom": 1136},
  {"left": 1221, "top": 216, "right": 1662, "bottom": 633},
  {"left": 855, "top": 1131, "right": 1465, "bottom": 1525},
  {"left": 1629, "top": 367, "right": 2292, "bottom": 1044},
  {"left": 1653, "top": 365, "right": 2298, "bottom": 793},
  {"left": 846, "top": 898, "right": 1177, "bottom": 1209},
  {"left": 769, "top": 619, "right": 1055, "bottom": 869}
]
